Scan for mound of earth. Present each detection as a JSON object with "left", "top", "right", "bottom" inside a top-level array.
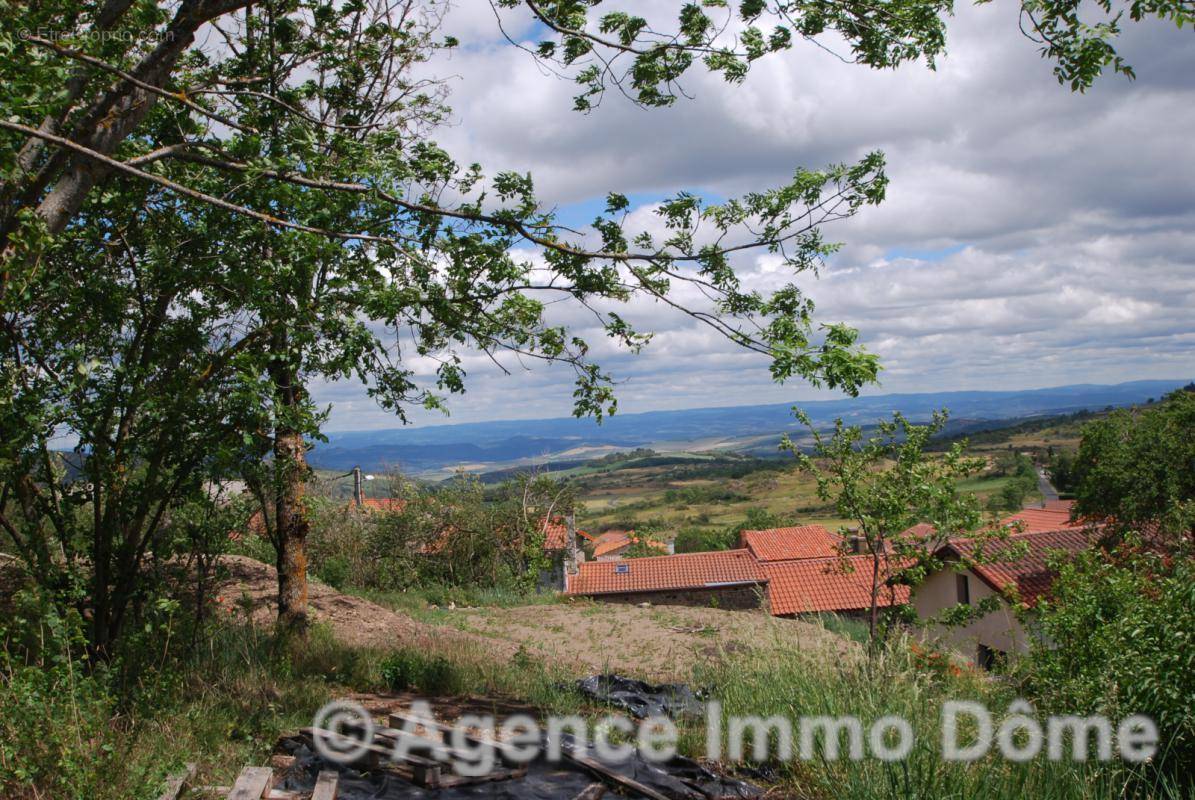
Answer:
[{"left": 213, "top": 555, "right": 515, "bottom": 657}]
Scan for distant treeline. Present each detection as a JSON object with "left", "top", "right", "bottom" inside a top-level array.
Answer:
[
  {"left": 477, "top": 450, "right": 787, "bottom": 484},
  {"left": 926, "top": 408, "right": 1103, "bottom": 450}
]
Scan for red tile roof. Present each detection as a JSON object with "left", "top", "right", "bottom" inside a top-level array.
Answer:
[
  {"left": 541, "top": 517, "right": 592, "bottom": 551},
  {"left": 946, "top": 527, "right": 1090, "bottom": 606},
  {"left": 566, "top": 549, "right": 765, "bottom": 596},
  {"left": 359, "top": 497, "right": 406, "bottom": 512},
  {"left": 740, "top": 525, "right": 840, "bottom": 562},
  {"left": 593, "top": 531, "right": 633, "bottom": 557},
  {"left": 1003, "top": 501, "right": 1082, "bottom": 533},
  {"left": 764, "top": 555, "right": 911, "bottom": 615}
]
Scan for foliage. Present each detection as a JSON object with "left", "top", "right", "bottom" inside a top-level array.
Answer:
[
  {"left": 497, "top": 0, "right": 1184, "bottom": 110},
  {"left": 984, "top": 451, "right": 1040, "bottom": 513},
  {"left": 786, "top": 410, "right": 1016, "bottom": 643},
  {"left": 1070, "top": 389, "right": 1195, "bottom": 546},
  {"left": 299, "top": 474, "right": 572, "bottom": 594},
  {"left": 1046, "top": 448, "right": 1078, "bottom": 495},
  {"left": 1013, "top": 0, "right": 1195, "bottom": 91},
  {"left": 663, "top": 484, "right": 749, "bottom": 506},
  {"left": 0, "top": 192, "right": 260, "bottom": 654},
  {"left": 1020, "top": 549, "right": 1195, "bottom": 780}
]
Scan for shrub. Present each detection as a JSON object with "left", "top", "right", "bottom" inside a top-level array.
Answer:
[
  {"left": 379, "top": 651, "right": 463, "bottom": 695},
  {"left": 1019, "top": 549, "right": 1195, "bottom": 779}
]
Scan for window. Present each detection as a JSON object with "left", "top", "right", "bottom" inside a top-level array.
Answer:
[
  {"left": 977, "top": 644, "right": 1004, "bottom": 671},
  {"left": 956, "top": 573, "right": 970, "bottom": 605}
]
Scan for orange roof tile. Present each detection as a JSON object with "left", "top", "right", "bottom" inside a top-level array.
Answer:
[
  {"left": 359, "top": 497, "right": 406, "bottom": 512},
  {"left": 946, "top": 527, "right": 1090, "bottom": 606},
  {"left": 1003, "top": 501, "right": 1082, "bottom": 533},
  {"left": 593, "top": 532, "right": 633, "bottom": 557},
  {"left": 541, "top": 517, "right": 591, "bottom": 551},
  {"left": 764, "top": 555, "right": 911, "bottom": 615},
  {"left": 740, "top": 525, "right": 840, "bottom": 562},
  {"left": 566, "top": 549, "right": 765, "bottom": 596}
]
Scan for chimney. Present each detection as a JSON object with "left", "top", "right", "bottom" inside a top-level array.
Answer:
[
  {"left": 352, "top": 466, "right": 364, "bottom": 507},
  {"left": 565, "top": 513, "right": 580, "bottom": 575},
  {"left": 847, "top": 527, "right": 865, "bottom": 554}
]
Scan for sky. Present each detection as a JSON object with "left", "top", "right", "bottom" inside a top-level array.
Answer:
[{"left": 316, "top": 1, "right": 1195, "bottom": 432}]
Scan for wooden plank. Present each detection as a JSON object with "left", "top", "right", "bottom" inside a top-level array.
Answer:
[
  {"left": 156, "top": 762, "right": 195, "bottom": 800},
  {"left": 556, "top": 748, "right": 671, "bottom": 800},
  {"left": 386, "top": 713, "right": 504, "bottom": 757},
  {"left": 572, "top": 785, "right": 607, "bottom": 800},
  {"left": 310, "top": 770, "right": 339, "bottom": 800},
  {"left": 297, "top": 727, "right": 443, "bottom": 777},
  {"left": 387, "top": 711, "right": 658, "bottom": 798},
  {"left": 225, "top": 766, "right": 273, "bottom": 800}
]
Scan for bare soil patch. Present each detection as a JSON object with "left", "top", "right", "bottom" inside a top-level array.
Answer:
[
  {"left": 216, "top": 555, "right": 853, "bottom": 679},
  {"left": 213, "top": 555, "right": 517, "bottom": 658},
  {"left": 444, "top": 601, "right": 854, "bottom": 680}
]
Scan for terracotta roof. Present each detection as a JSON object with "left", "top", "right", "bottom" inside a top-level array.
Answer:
[
  {"left": 901, "top": 522, "right": 938, "bottom": 540},
  {"left": 946, "top": 527, "right": 1090, "bottom": 606},
  {"left": 740, "top": 525, "right": 839, "bottom": 562},
  {"left": 593, "top": 531, "right": 633, "bottom": 557},
  {"left": 765, "top": 555, "right": 911, "bottom": 615},
  {"left": 1003, "top": 501, "right": 1082, "bottom": 533},
  {"left": 541, "top": 517, "right": 592, "bottom": 551},
  {"left": 566, "top": 549, "right": 765, "bottom": 596},
  {"left": 358, "top": 497, "right": 406, "bottom": 512}
]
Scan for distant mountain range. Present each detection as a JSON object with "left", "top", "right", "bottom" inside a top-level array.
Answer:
[{"left": 309, "top": 379, "right": 1189, "bottom": 475}]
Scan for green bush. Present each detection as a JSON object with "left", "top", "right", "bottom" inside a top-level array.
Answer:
[
  {"left": 316, "top": 554, "right": 352, "bottom": 590},
  {"left": 1020, "top": 550, "right": 1195, "bottom": 779},
  {"left": 379, "top": 650, "right": 465, "bottom": 695}
]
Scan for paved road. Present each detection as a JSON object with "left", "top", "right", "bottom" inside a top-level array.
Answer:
[{"left": 1037, "top": 468, "right": 1060, "bottom": 502}]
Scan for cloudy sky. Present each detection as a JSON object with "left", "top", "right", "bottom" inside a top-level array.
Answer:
[{"left": 317, "top": 1, "right": 1195, "bottom": 431}]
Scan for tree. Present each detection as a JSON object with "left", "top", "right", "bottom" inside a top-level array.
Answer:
[
  {"left": 786, "top": 411, "right": 1017, "bottom": 645},
  {"left": 1070, "top": 389, "right": 1195, "bottom": 548},
  {"left": 0, "top": 185, "right": 262, "bottom": 657},
  {"left": 1, "top": 0, "right": 1184, "bottom": 637}
]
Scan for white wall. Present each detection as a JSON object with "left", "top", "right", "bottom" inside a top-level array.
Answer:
[{"left": 912, "top": 567, "right": 1029, "bottom": 663}]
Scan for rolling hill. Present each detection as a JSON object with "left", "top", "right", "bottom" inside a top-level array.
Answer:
[{"left": 309, "top": 379, "right": 1188, "bottom": 475}]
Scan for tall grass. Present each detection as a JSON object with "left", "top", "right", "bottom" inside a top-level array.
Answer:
[{"left": 689, "top": 628, "right": 1183, "bottom": 800}]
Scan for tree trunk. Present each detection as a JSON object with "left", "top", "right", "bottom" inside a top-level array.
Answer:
[
  {"left": 274, "top": 425, "right": 309, "bottom": 630},
  {"left": 269, "top": 330, "right": 310, "bottom": 632}
]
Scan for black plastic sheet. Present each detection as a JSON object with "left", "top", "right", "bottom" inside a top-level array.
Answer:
[{"left": 575, "top": 675, "right": 706, "bottom": 720}]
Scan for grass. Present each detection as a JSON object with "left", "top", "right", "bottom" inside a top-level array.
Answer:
[
  {"left": 687, "top": 633, "right": 1183, "bottom": 799},
  {"left": 5, "top": 605, "right": 1185, "bottom": 800},
  {"left": 350, "top": 582, "right": 565, "bottom": 624},
  {"left": 577, "top": 458, "right": 1030, "bottom": 538}
]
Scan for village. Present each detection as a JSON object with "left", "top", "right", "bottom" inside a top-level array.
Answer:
[
  {"left": 2, "top": 0, "right": 1192, "bottom": 798},
  {"left": 554, "top": 500, "right": 1082, "bottom": 666}
]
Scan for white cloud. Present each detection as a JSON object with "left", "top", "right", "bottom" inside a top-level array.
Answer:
[{"left": 314, "top": 2, "right": 1195, "bottom": 430}]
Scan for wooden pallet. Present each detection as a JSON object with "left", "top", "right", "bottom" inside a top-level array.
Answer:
[{"left": 222, "top": 765, "right": 339, "bottom": 799}]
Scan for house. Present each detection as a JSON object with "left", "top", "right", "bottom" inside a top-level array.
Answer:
[
  {"left": 539, "top": 515, "right": 593, "bottom": 590},
  {"left": 739, "top": 524, "right": 839, "bottom": 561},
  {"left": 911, "top": 526, "right": 1090, "bottom": 667},
  {"left": 591, "top": 530, "right": 669, "bottom": 560},
  {"left": 764, "top": 555, "right": 911, "bottom": 617},
  {"left": 540, "top": 516, "right": 593, "bottom": 554},
  {"left": 565, "top": 549, "right": 767, "bottom": 608}
]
